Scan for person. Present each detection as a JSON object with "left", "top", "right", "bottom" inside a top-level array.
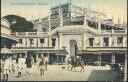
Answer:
[
  {"left": 3, "top": 56, "right": 10, "bottom": 81},
  {"left": 36, "top": 55, "right": 39, "bottom": 68},
  {"left": 22, "top": 56, "right": 26, "bottom": 68},
  {"left": 44, "top": 56, "right": 48, "bottom": 71},
  {"left": 38, "top": 55, "right": 45, "bottom": 76},
  {"left": 17, "top": 55, "right": 23, "bottom": 78},
  {"left": 26, "top": 56, "right": 33, "bottom": 74},
  {"left": 12, "top": 55, "right": 17, "bottom": 73},
  {"left": 8, "top": 56, "right": 12, "bottom": 73}
]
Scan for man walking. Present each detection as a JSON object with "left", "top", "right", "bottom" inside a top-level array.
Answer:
[
  {"left": 26, "top": 56, "right": 33, "bottom": 74},
  {"left": 45, "top": 56, "right": 48, "bottom": 71},
  {"left": 39, "top": 55, "right": 45, "bottom": 76}
]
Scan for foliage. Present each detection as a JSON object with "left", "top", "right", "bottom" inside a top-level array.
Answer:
[{"left": 3, "top": 15, "right": 34, "bottom": 32}]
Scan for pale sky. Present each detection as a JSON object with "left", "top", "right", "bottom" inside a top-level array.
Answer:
[{"left": 1, "top": 0, "right": 127, "bottom": 23}]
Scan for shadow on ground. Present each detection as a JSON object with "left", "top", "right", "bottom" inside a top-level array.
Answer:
[{"left": 87, "top": 70, "right": 124, "bottom": 81}]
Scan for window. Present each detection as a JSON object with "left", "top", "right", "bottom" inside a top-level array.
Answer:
[
  {"left": 51, "top": 38, "right": 56, "bottom": 47},
  {"left": 40, "top": 39, "right": 44, "bottom": 47},
  {"left": 42, "top": 28, "right": 46, "bottom": 32},
  {"left": 19, "top": 39, "right": 23, "bottom": 47},
  {"left": 19, "top": 39, "right": 22, "bottom": 44},
  {"left": 117, "top": 37, "right": 123, "bottom": 46},
  {"left": 103, "top": 37, "right": 109, "bottom": 46},
  {"left": 89, "top": 38, "right": 94, "bottom": 46},
  {"left": 40, "top": 39, "right": 44, "bottom": 43},
  {"left": 29, "top": 39, "right": 34, "bottom": 47}
]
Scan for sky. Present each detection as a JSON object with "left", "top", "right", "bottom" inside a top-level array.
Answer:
[{"left": 1, "top": 0, "right": 127, "bottom": 23}]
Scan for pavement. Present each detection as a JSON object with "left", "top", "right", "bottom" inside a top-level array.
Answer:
[{"left": 0, "top": 64, "right": 124, "bottom": 81}]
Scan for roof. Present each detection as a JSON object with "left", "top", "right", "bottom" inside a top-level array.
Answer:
[{"left": 1, "top": 18, "right": 10, "bottom": 28}]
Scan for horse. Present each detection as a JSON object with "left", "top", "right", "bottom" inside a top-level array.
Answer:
[{"left": 65, "top": 56, "right": 84, "bottom": 72}]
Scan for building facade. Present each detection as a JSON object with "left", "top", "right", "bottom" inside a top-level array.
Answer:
[
  {"left": 11, "top": 2, "right": 127, "bottom": 65},
  {"left": 1, "top": 18, "right": 18, "bottom": 58}
]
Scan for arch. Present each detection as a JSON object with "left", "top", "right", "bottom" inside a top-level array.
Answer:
[{"left": 69, "top": 39, "right": 78, "bottom": 58}]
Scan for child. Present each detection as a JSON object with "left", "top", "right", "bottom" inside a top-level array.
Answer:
[{"left": 3, "top": 56, "right": 10, "bottom": 81}]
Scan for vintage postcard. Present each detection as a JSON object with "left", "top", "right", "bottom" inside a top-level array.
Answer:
[{"left": 1, "top": 0, "right": 127, "bottom": 81}]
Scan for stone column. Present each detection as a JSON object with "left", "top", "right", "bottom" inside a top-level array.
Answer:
[
  {"left": 109, "top": 37, "right": 112, "bottom": 47},
  {"left": 98, "top": 16, "right": 101, "bottom": 31},
  {"left": 124, "top": 52, "right": 127, "bottom": 81},
  {"left": 48, "top": 11, "right": 51, "bottom": 31},
  {"left": 59, "top": 6, "right": 63, "bottom": 26},
  {"left": 55, "top": 37, "right": 58, "bottom": 49},
  {"left": 47, "top": 53, "right": 50, "bottom": 63},
  {"left": 36, "top": 38, "right": 38, "bottom": 47},
  {"left": 114, "top": 37, "right": 117, "bottom": 47},
  {"left": 59, "top": 34, "right": 62, "bottom": 49},
  {"left": 112, "top": 53, "right": 115, "bottom": 64},
  {"left": 83, "top": 33, "right": 87, "bottom": 49},
  {"left": 84, "top": 11, "right": 87, "bottom": 25},
  {"left": 49, "top": 38, "right": 52, "bottom": 47},
  {"left": 26, "top": 38, "right": 28, "bottom": 47},
  {"left": 38, "top": 38, "right": 40, "bottom": 47},
  {"left": 34, "top": 38, "right": 37, "bottom": 47},
  {"left": 123, "top": 37, "right": 126, "bottom": 47},
  {"left": 25, "top": 51, "right": 27, "bottom": 58},
  {"left": 44, "top": 38, "right": 48, "bottom": 47},
  {"left": 100, "top": 36, "right": 103, "bottom": 47}
]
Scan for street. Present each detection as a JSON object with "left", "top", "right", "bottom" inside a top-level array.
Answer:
[{"left": 1, "top": 64, "right": 124, "bottom": 81}]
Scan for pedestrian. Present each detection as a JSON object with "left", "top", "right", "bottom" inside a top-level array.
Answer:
[
  {"left": 36, "top": 55, "right": 39, "bottom": 68},
  {"left": 39, "top": 55, "right": 46, "bottom": 76},
  {"left": 26, "top": 56, "right": 33, "bottom": 74},
  {"left": 22, "top": 56, "right": 26, "bottom": 68},
  {"left": 12, "top": 55, "right": 17, "bottom": 73},
  {"left": 17, "top": 55, "right": 23, "bottom": 78},
  {"left": 44, "top": 56, "right": 48, "bottom": 71},
  {"left": 3, "top": 56, "right": 10, "bottom": 81}
]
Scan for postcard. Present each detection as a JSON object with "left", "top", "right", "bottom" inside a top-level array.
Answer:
[{"left": 1, "top": 0, "right": 127, "bottom": 81}]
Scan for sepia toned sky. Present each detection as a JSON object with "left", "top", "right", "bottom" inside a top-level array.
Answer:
[{"left": 1, "top": 0, "right": 127, "bottom": 23}]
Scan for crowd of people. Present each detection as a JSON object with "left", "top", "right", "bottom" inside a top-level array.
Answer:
[{"left": 0, "top": 54, "right": 48, "bottom": 81}]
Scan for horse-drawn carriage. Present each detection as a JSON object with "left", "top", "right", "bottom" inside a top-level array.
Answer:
[{"left": 65, "top": 56, "right": 84, "bottom": 72}]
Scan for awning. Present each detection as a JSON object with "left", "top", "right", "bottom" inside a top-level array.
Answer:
[
  {"left": 77, "top": 50, "right": 127, "bottom": 55},
  {"left": 1, "top": 34, "right": 18, "bottom": 43},
  {"left": 98, "top": 50, "right": 127, "bottom": 54},
  {"left": 77, "top": 50, "right": 99, "bottom": 55},
  {"left": 56, "top": 50, "right": 68, "bottom": 56}
]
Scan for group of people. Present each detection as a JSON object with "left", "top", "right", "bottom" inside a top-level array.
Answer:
[{"left": 1, "top": 54, "right": 48, "bottom": 81}]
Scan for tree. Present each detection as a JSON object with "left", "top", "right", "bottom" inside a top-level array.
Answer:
[{"left": 3, "top": 15, "right": 34, "bottom": 32}]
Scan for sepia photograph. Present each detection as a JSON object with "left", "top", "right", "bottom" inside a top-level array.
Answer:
[{"left": 1, "top": 0, "right": 127, "bottom": 81}]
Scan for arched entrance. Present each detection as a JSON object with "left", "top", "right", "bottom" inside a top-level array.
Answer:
[{"left": 69, "top": 40, "right": 78, "bottom": 59}]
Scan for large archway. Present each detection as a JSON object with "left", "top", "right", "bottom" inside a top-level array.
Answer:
[{"left": 69, "top": 39, "right": 78, "bottom": 59}]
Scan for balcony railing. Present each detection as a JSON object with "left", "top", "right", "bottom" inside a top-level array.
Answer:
[
  {"left": 11, "top": 32, "right": 48, "bottom": 36},
  {"left": 114, "top": 30, "right": 126, "bottom": 33},
  {"left": 28, "top": 32, "right": 37, "bottom": 35},
  {"left": 101, "top": 30, "right": 126, "bottom": 34},
  {"left": 11, "top": 46, "right": 55, "bottom": 49},
  {"left": 18, "top": 32, "right": 26, "bottom": 35}
]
